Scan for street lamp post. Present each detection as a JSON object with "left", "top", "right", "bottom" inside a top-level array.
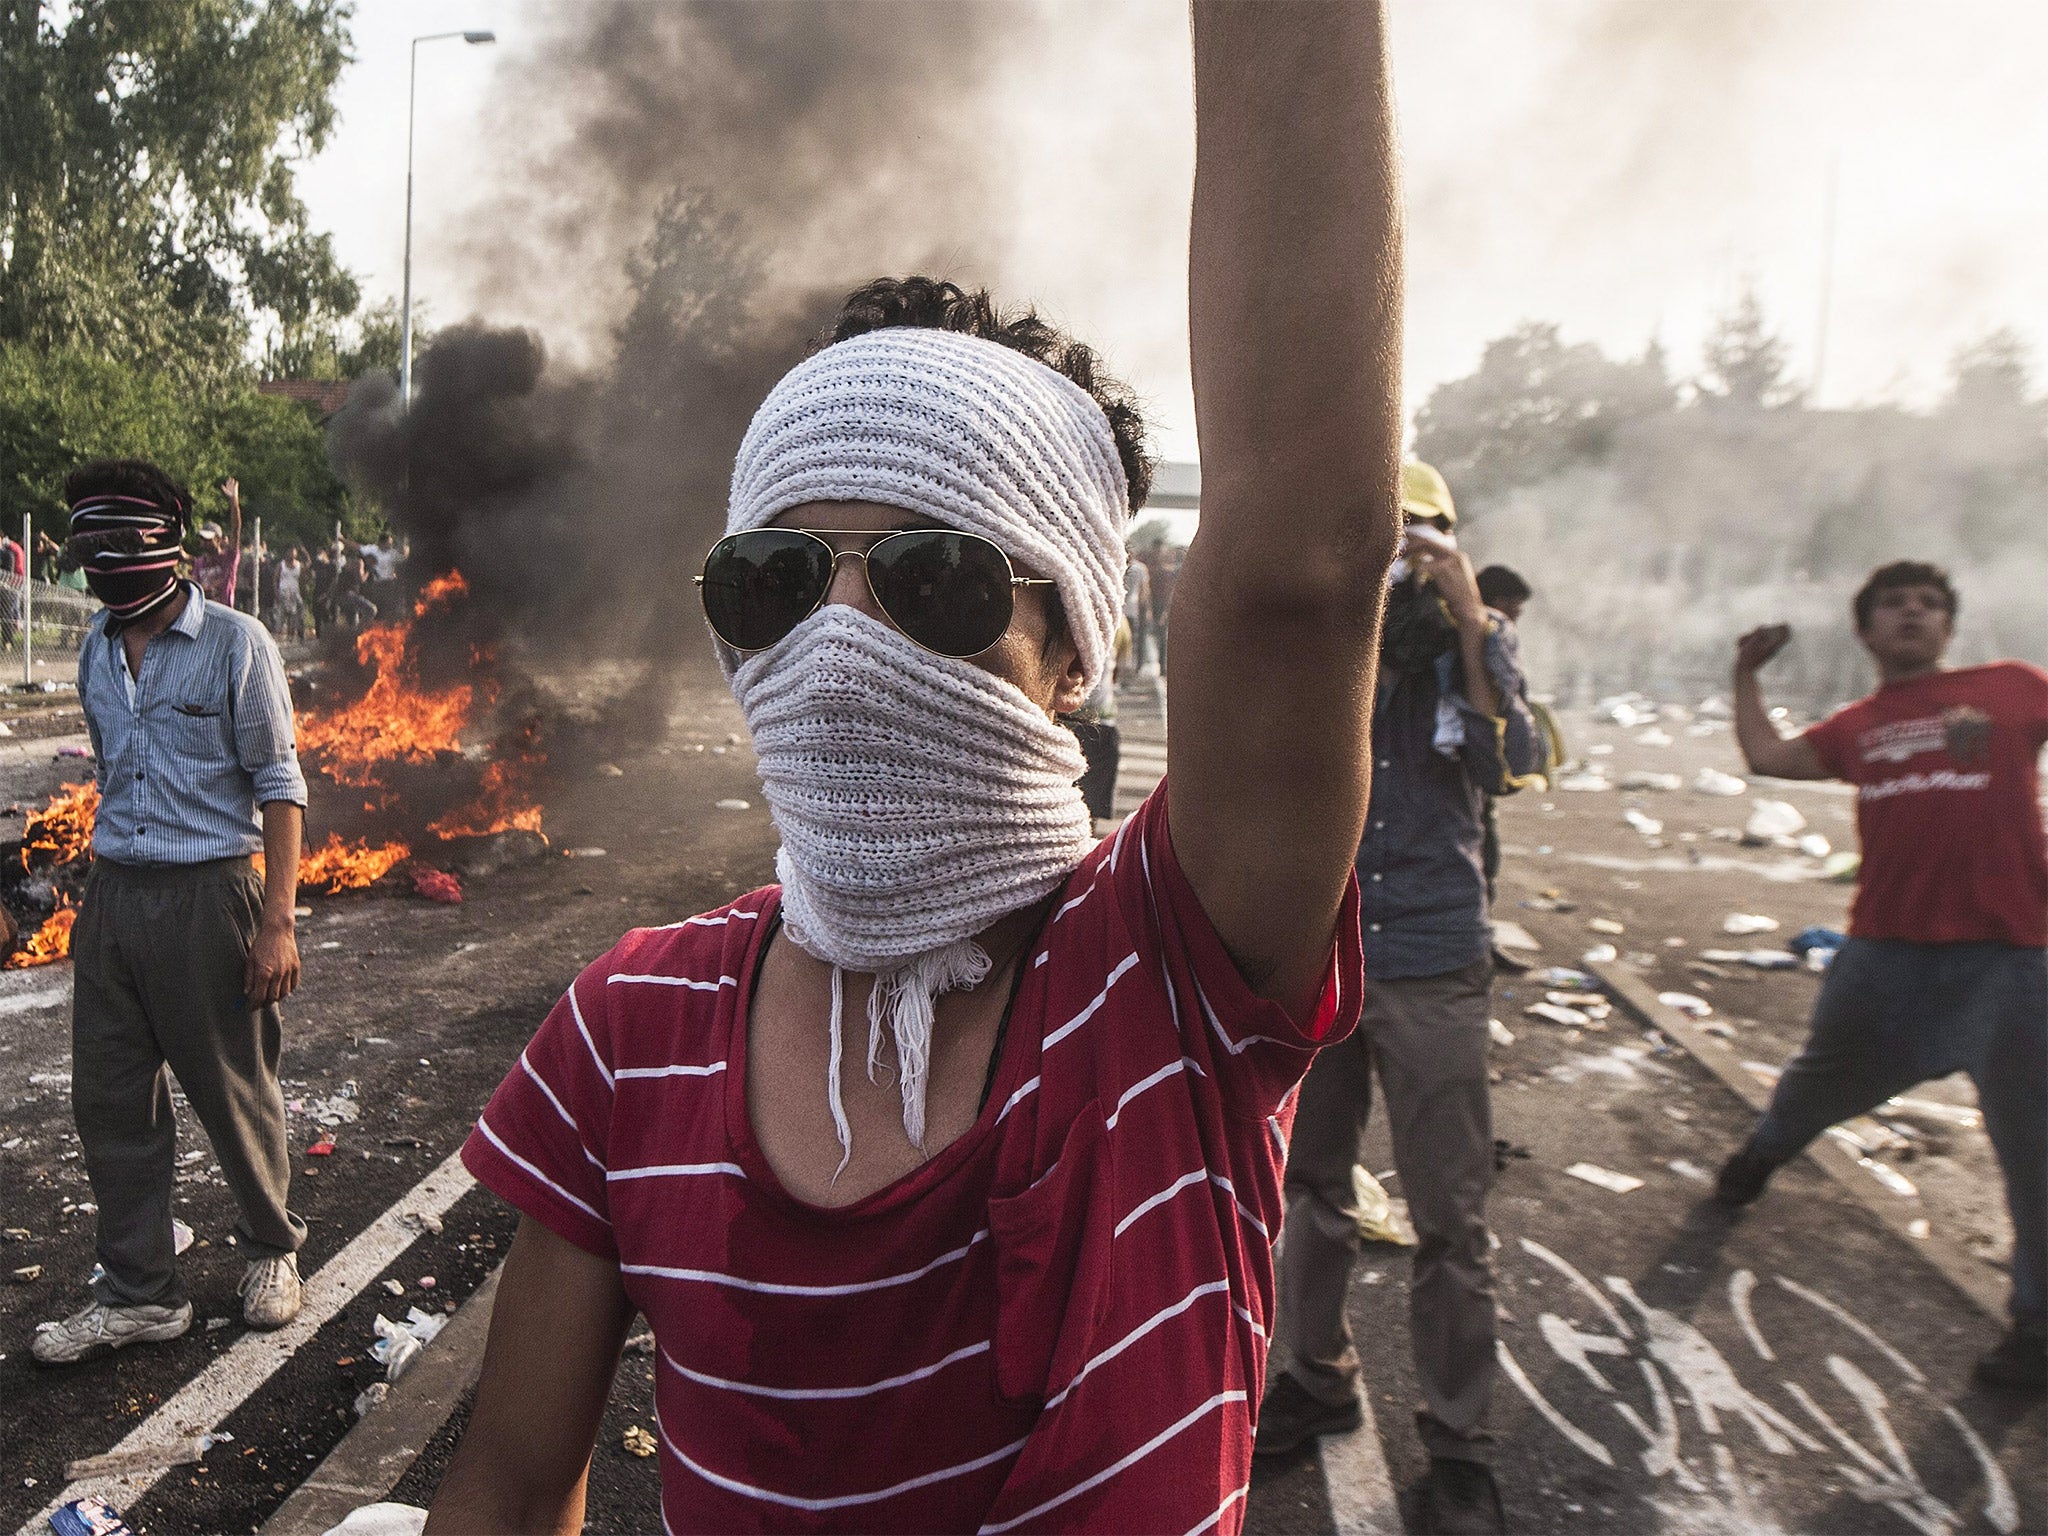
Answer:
[{"left": 400, "top": 29, "right": 496, "bottom": 410}]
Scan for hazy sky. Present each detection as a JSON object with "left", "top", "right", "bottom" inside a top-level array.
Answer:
[{"left": 298, "top": 0, "right": 2048, "bottom": 463}]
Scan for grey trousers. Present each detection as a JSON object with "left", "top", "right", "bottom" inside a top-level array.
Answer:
[
  {"left": 71, "top": 855, "right": 305, "bottom": 1308},
  {"left": 1749, "top": 938, "right": 2045, "bottom": 1332},
  {"left": 1270, "top": 958, "right": 1498, "bottom": 1461}
]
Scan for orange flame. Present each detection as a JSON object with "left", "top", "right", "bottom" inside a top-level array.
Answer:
[
  {"left": 20, "top": 782, "right": 99, "bottom": 872},
  {"left": 6, "top": 903, "right": 78, "bottom": 969},
  {"left": 295, "top": 833, "right": 412, "bottom": 893}
]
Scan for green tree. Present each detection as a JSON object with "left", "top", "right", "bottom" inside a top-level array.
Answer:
[
  {"left": 1410, "top": 323, "right": 1675, "bottom": 514},
  {"left": 0, "top": 0, "right": 358, "bottom": 384},
  {"left": 263, "top": 296, "right": 416, "bottom": 381}
]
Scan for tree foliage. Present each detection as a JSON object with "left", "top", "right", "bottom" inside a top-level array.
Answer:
[
  {"left": 1696, "top": 286, "right": 1801, "bottom": 411},
  {"left": 1411, "top": 322, "right": 1676, "bottom": 514},
  {"left": 0, "top": 342, "right": 361, "bottom": 551},
  {"left": 0, "top": 0, "right": 358, "bottom": 384}
]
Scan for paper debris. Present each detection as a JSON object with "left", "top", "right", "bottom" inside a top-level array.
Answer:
[{"left": 1564, "top": 1162, "right": 1645, "bottom": 1194}]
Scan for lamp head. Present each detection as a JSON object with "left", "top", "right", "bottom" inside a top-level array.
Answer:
[{"left": 463, "top": 30, "right": 495, "bottom": 43}]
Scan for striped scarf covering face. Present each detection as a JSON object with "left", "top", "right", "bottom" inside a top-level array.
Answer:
[{"left": 67, "top": 493, "right": 187, "bottom": 622}]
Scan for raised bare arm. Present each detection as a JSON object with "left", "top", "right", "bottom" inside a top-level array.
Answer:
[
  {"left": 1732, "top": 624, "right": 1827, "bottom": 780},
  {"left": 1169, "top": 0, "right": 1402, "bottom": 1017}
]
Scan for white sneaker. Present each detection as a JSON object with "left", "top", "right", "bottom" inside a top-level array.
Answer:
[
  {"left": 239, "top": 1253, "right": 303, "bottom": 1329},
  {"left": 32, "top": 1298, "right": 193, "bottom": 1366}
]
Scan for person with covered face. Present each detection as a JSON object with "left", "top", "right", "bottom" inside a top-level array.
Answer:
[
  {"left": 1718, "top": 561, "right": 2047, "bottom": 1393},
  {"left": 426, "top": 6, "right": 1399, "bottom": 1532},
  {"left": 30, "top": 457, "right": 308, "bottom": 1365},
  {"left": 1255, "top": 460, "right": 1541, "bottom": 1534}
]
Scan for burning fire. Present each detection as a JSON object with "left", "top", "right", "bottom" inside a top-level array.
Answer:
[{"left": 5, "top": 570, "right": 547, "bottom": 966}]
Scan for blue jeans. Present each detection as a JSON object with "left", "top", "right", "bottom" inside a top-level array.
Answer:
[{"left": 1750, "top": 938, "right": 2046, "bottom": 1331}]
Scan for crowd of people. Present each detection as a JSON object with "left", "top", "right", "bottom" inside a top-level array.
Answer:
[{"left": 16, "top": 5, "right": 2043, "bottom": 1534}]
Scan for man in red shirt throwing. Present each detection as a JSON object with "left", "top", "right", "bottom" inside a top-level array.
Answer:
[
  {"left": 1718, "top": 560, "right": 2046, "bottom": 1394},
  {"left": 425, "top": 5, "right": 1400, "bottom": 1531}
]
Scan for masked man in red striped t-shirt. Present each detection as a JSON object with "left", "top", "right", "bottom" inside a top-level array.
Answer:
[{"left": 427, "top": 6, "right": 1403, "bottom": 1531}]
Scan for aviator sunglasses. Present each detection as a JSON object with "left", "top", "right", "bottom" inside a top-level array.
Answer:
[{"left": 696, "top": 527, "right": 1056, "bottom": 659}]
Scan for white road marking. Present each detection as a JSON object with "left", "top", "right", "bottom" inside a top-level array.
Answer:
[
  {"left": 0, "top": 977, "right": 71, "bottom": 1016},
  {"left": 15, "top": 1147, "right": 476, "bottom": 1535},
  {"left": 1317, "top": 1403, "right": 1402, "bottom": 1535}
]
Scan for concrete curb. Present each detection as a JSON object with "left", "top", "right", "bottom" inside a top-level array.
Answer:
[
  {"left": 1591, "top": 959, "right": 2006, "bottom": 1322},
  {"left": 259, "top": 1266, "right": 501, "bottom": 1536}
]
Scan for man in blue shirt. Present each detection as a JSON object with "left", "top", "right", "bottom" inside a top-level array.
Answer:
[
  {"left": 1260, "top": 463, "right": 1542, "bottom": 1535},
  {"left": 32, "top": 458, "right": 310, "bottom": 1366}
]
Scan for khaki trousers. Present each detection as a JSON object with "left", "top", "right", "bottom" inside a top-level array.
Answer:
[
  {"left": 71, "top": 855, "right": 304, "bottom": 1308},
  {"left": 1270, "top": 959, "right": 1498, "bottom": 1461}
]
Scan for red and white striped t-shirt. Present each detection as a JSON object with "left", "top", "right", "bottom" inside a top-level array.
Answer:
[{"left": 463, "top": 785, "right": 1362, "bottom": 1534}]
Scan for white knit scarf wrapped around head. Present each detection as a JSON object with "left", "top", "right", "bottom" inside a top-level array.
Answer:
[{"left": 724, "top": 327, "right": 1130, "bottom": 1172}]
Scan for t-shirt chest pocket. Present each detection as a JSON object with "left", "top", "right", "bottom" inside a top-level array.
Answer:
[{"left": 987, "top": 1101, "right": 1116, "bottom": 1405}]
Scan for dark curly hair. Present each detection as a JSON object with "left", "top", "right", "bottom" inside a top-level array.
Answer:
[
  {"left": 827, "top": 277, "right": 1155, "bottom": 512},
  {"left": 1853, "top": 560, "right": 1958, "bottom": 631}
]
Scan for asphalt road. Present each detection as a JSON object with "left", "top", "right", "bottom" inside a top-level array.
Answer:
[{"left": 1, "top": 677, "right": 2039, "bottom": 1534}]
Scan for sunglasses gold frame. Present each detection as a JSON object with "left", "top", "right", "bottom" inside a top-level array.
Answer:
[{"left": 695, "top": 527, "right": 1057, "bottom": 658}]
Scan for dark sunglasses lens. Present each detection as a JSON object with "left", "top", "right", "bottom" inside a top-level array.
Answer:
[
  {"left": 867, "top": 532, "right": 1015, "bottom": 657},
  {"left": 700, "top": 531, "right": 831, "bottom": 650}
]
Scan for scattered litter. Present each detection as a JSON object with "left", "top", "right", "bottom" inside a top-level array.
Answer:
[
  {"left": 1564, "top": 1162, "right": 1644, "bottom": 1194},
  {"left": 1351, "top": 1165, "right": 1417, "bottom": 1246},
  {"left": 370, "top": 1307, "right": 449, "bottom": 1382},
  {"left": 410, "top": 867, "right": 462, "bottom": 905},
  {"left": 1700, "top": 1021, "right": 1736, "bottom": 1039},
  {"left": 714, "top": 798, "right": 752, "bottom": 812},
  {"left": 1494, "top": 1139, "right": 1532, "bottom": 1170},
  {"left": 1907, "top": 1218, "right": 1931, "bottom": 1240},
  {"left": 13, "top": 1264, "right": 42, "bottom": 1283},
  {"left": 381, "top": 1278, "right": 405, "bottom": 1297},
  {"left": 1546, "top": 991, "right": 1610, "bottom": 1017},
  {"left": 1796, "top": 833, "right": 1832, "bottom": 859},
  {"left": 596, "top": 763, "right": 626, "bottom": 777},
  {"left": 354, "top": 1382, "right": 391, "bottom": 1419},
  {"left": 1663, "top": 935, "right": 1687, "bottom": 947},
  {"left": 307, "top": 1139, "right": 335, "bottom": 1158},
  {"left": 1744, "top": 799, "right": 1807, "bottom": 840},
  {"left": 1661, "top": 1106, "right": 1692, "bottom": 1123},
  {"left": 623, "top": 1332, "right": 657, "bottom": 1356},
  {"left": 1488, "top": 1019, "right": 1516, "bottom": 1048},
  {"left": 1635, "top": 728, "right": 1674, "bottom": 748},
  {"left": 1587, "top": 917, "right": 1625, "bottom": 935},
  {"left": 1735, "top": 949, "right": 1798, "bottom": 970},
  {"left": 418, "top": 1275, "right": 436, "bottom": 1289},
  {"left": 1657, "top": 991, "right": 1713, "bottom": 1019},
  {"left": 173, "top": 1219, "right": 193, "bottom": 1255},
  {"left": 318, "top": 940, "right": 343, "bottom": 950},
  {"left": 28, "top": 1071, "right": 70, "bottom": 1086},
  {"left": 1827, "top": 1117, "right": 1913, "bottom": 1156},
  {"left": 1491, "top": 920, "right": 1541, "bottom": 954},
  {"left": 1, "top": 1137, "right": 19, "bottom": 1150},
  {"left": 302, "top": 1089, "right": 360, "bottom": 1127},
  {"left": 1618, "top": 770, "right": 1682, "bottom": 792},
  {"left": 1697, "top": 695, "right": 1734, "bottom": 720},
  {"left": 1531, "top": 966, "right": 1601, "bottom": 992},
  {"left": 1525, "top": 1001, "right": 1591, "bottom": 1027},
  {"left": 1882, "top": 1095, "right": 1981, "bottom": 1130},
  {"left": 1581, "top": 943, "right": 1619, "bottom": 965},
  {"left": 1622, "top": 808, "right": 1664, "bottom": 837},
  {"left": 1556, "top": 769, "right": 1612, "bottom": 792},
  {"left": 1742, "top": 1061, "right": 1783, "bottom": 1088},
  {"left": 1788, "top": 925, "right": 1847, "bottom": 956},
  {"left": 1692, "top": 767, "right": 1748, "bottom": 797},
  {"left": 48, "top": 1496, "right": 135, "bottom": 1536},
  {"left": 65, "top": 1434, "right": 218, "bottom": 1480},
  {"left": 55, "top": 745, "right": 92, "bottom": 759},
  {"left": 2, "top": 1228, "right": 28, "bottom": 1241},
  {"left": 623, "top": 1425, "right": 659, "bottom": 1458},
  {"left": 563, "top": 847, "right": 608, "bottom": 859},
  {"left": 1721, "top": 913, "right": 1780, "bottom": 936},
  {"left": 1667, "top": 1159, "right": 1711, "bottom": 1184},
  {"left": 400, "top": 1211, "right": 444, "bottom": 1235},
  {"left": 1821, "top": 850, "right": 1861, "bottom": 882},
  {"left": 1522, "top": 891, "right": 1578, "bottom": 912},
  {"left": 206, "top": 1317, "right": 229, "bottom": 1332},
  {"left": 1857, "top": 1158, "right": 1918, "bottom": 1200}
]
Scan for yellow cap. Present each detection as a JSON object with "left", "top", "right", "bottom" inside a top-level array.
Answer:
[{"left": 1400, "top": 461, "right": 1456, "bottom": 528}]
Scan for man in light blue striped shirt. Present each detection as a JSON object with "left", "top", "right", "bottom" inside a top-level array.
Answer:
[{"left": 32, "top": 458, "right": 312, "bottom": 1367}]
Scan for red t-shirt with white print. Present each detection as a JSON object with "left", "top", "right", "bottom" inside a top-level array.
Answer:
[
  {"left": 462, "top": 783, "right": 1362, "bottom": 1534},
  {"left": 1803, "top": 660, "right": 2048, "bottom": 947}
]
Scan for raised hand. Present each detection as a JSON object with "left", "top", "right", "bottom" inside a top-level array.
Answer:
[{"left": 1734, "top": 623, "right": 1792, "bottom": 674}]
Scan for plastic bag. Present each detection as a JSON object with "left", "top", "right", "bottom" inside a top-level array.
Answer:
[{"left": 1351, "top": 1165, "right": 1417, "bottom": 1246}]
